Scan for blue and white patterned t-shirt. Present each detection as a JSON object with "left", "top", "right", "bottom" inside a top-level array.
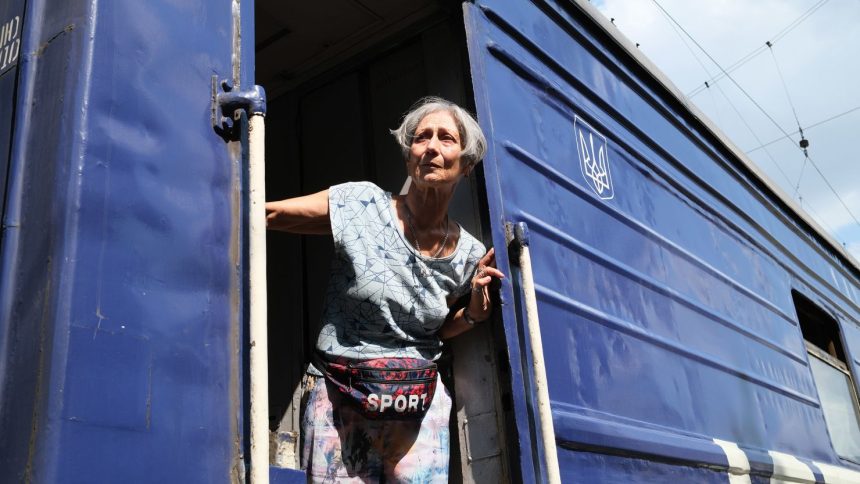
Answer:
[{"left": 313, "top": 181, "right": 485, "bottom": 369}]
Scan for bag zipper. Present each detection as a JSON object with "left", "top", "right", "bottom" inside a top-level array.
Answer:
[
  {"left": 349, "top": 364, "right": 437, "bottom": 372},
  {"left": 352, "top": 376, "right": 436, "bottom": 384}
]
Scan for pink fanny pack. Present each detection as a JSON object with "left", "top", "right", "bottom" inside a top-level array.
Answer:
[{"left": 317, "top": 354, "right": 438, "bottom": 420}]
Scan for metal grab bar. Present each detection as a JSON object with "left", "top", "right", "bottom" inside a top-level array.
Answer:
[
  {"left": 514, "top": 222, "right": 561, "bottom": 484},
  {"left": 247, "top": 112, "right": 269, "bottom": 484}
]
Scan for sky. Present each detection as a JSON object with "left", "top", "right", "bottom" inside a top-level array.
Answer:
[{"left": 590, "top": 0, "right": 860, "bottom": 263}]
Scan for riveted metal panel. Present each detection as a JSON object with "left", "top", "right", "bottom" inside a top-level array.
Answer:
[{"left": 464, "top": 0, "right": 860, "bottom": 481}]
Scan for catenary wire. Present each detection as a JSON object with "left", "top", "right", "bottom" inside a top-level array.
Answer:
[
  {"left": 804, "top": 153, "right": 860, "bottom": 228},
  {"left": 687, "top": 0, "right": 830, "bottom": 98},
  {"left": 652, "top": 0, "right": 734, "bottom": 130},
  {"left": 650, "top": 0, "right": 794, "bottom": 138},
  {"left": 714, "top": 86, "right": 842, "bottom": 242},
  {"left": 746, "top": 105, "right": 860, "bottom": 154},
  {"left": 792, "top": 156, "right": 808, "bottom": 200},
  {"left": 768, "top": 44, "right": 804, "bottom": 134},
  {"left": 659, "top": 8, "right": 793, "bottom": 188},
  {"left": 766, "top": 43, "right": 808, "bottom": 197},
  {"left": 713, "top": 80, "right": 797, "bottom": 191},
  {"left": 797, "top": 197, "right": 841, "bottom": 239},
  {"left": 654, "top": 2, "right": 719, "bottom": 83},
  {"left": 651, "top": 0, "right": 860, "bottom": 232}
]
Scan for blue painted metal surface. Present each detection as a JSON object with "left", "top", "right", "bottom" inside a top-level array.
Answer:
[
  {"left": 4, "top": 0, "right": 860, "bottom": 482},
  {"left": 0, "top": 0, "right": 25, "bottom": 230},
  {"left": 465, "top": 0, "right": 860, "bottom": 482},
  {"left": 560, "top": 450, "right": 730, "bottom": 483},
  {"left": 0, "top": 0, "right": 247, "bottom": 481},
  {"left": 0, "top": 0, "right": 29, "bottom": 477},
  {"left": 269, "top": 466, "right": 305, "bottom": 484}
]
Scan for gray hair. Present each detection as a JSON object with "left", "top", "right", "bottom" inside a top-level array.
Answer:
[{"left": 390, "top": 97, "right": 487, "bottom": 168}]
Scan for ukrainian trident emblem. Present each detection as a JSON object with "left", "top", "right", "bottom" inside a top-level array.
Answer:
[{"left": 574, "top": 116, "right": 614, "bottom": 200}]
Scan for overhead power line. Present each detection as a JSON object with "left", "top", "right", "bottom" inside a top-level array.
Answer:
[
  {"left": 803, "top": 153, "right": 860, "bottom": 229},
  {"left": 652, "top": 4, "right": 798, "bottom": 194},
  {"left": 650, "top": 1, "right": 792, "bottom": 140},
  {"left": 656, "top": 1, "right": 718, "bottom": 82},
  {"left": 768, "top": 43, "right": 804, "bottom": 136},
  {"left": 766, "top": 42, "right": 809, "bottom": 197},
  {"left": 687, "top": 0, "right": 831, "bottom": 98},
  {"left": 713, "top": 81, "right": 797, "bottom": 191},
  {"left": 746, "top": 105, "right": 860, "bottom": 154},
  {"left": 650, "top": 0, "right": 860, "bottom": 233},
  {"left": 653, "top": 2, "right": 798, "bottom": 195}
]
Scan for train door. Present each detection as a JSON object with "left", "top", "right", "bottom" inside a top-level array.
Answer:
[
  {"left": 462, "top": 0, "right": 596, "bottom": 480},
  {"left": 1, "top": 0, "right": 253, "bottom": 481},
  {"left": 256, "top": 2, "right": 512, "bottom": 482},
  {"left": 462, "top": 1, "right": 860, "bottom": 482}
]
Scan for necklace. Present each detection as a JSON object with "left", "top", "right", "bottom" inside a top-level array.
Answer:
[{"left": 403, "top": 202, "right": 449, "bottom": 259}]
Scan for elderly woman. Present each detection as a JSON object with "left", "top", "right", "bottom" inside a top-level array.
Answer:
[{"left": 265, "top": 97, "right": 503, "bottom": 482}]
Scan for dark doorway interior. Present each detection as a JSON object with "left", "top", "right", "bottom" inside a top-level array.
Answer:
[{"left": 256, "top": 2, "right": 509, "bottom": 481}]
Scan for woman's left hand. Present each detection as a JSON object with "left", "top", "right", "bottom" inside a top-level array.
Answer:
[{"left": 468, "top": 248, "right": 505, "bottom": 321}]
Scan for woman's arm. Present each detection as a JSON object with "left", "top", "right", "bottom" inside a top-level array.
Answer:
[
  {"left": 438, "top": 307, "right": 477, "bottom": 340},
  {"left": 265, "top": 189, "right": 331, "bottom": 234},
  {"left": 439, "top": 248, "right": 504, "bottom": 339}
]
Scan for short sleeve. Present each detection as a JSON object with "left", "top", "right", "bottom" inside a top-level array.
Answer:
[{"left": 328, "top": 181, "right": 387, "bottom": 249}]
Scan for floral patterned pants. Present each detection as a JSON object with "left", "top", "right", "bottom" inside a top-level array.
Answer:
[{"left": 301, "top": 374, "right": 451, "bottom": 483}]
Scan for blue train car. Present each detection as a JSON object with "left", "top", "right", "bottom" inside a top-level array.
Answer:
[{"left": 2, "top": 0, "right": 859, "bottom": 483}]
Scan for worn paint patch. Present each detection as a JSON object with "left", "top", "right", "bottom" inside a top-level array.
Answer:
[{"left": 32, "top": 24, "right": 74, "bottom": 58}]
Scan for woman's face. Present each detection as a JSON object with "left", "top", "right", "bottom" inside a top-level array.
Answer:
[{"left": 407, "top": 111, "right": 470, "bottom": 189}]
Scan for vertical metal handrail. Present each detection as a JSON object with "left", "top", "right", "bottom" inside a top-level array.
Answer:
[
  {"left": 247, "top": 112, "right": 269, "bottom": 484},
  {"left": 514, "top": 222, "right": 561, "bottom": 484},
  {"left": 217, "top": 84, "right": 268, "bottom": 483}
]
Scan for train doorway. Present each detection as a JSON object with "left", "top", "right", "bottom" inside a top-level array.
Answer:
[{"left": 256, "top": 1, "right": 512, "bottom": 481}]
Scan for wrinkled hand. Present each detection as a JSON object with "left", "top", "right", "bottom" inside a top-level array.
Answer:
[{"left": 469, "top": 248, "right": 505, "bottom": 321}]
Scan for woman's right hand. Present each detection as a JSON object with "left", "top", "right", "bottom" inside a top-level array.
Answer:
[
  {"left": 467, "top": 247, "right": 505, "bottom": 322},
  {"left": 265, "top": 189, "right": 332, "bottom": 234},
  {"left": 439, "top": 248, "right": 505, "bottom": 340}
]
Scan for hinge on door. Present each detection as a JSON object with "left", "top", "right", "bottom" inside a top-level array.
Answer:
[{"left": 212, "top": 76, "right": 267, "bottom": 141}]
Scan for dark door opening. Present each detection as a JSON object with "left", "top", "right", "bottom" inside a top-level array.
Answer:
[{"left": 256, "top": 2, "right": 510, "bottom": 481}]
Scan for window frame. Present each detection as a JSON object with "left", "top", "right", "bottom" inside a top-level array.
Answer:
[{"left": 794, "top": 292, "right": 860, "bottom": 465}]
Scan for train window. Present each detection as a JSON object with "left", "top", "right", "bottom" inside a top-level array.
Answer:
[{"left": 793, "top": 292, "right": 860, "bottom": 462}]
